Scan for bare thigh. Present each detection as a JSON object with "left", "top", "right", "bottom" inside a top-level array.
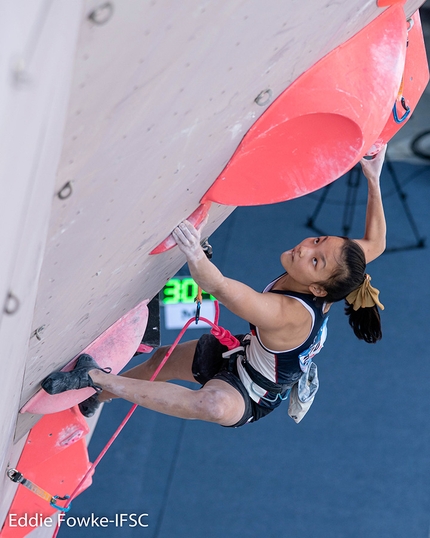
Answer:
[
  {"left": 121, "top": 339, "right": 199, "bottom": 383},
  {"left": 92, "top": 370, "right": 247, "bottom": 426}
]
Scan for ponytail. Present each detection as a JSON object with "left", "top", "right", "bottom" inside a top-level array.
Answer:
[
  {"left": 344, "top": 272, "right": 384, "bottom": 343},
  {"left": 318, "top": 238, "right": 383, "bottom": 344},
  {"left": 345, "top": 303, "right": 382, "bottom": 343}
]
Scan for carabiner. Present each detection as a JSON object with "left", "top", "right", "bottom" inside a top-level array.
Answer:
[
  {"left": 392, "top": 97, "right": 410, "bottom": 124},
  {"left": 50, "top": 495, "right": 72, "bottom": 512},
  {"left": 195, "top": 300, "right": 201, "bottom": 324}
]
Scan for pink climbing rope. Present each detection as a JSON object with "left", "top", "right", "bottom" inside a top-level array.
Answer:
[
  {"left": 52, "top": 300, "right": 238, "bottom": 536},
  {"left": 150, "top": 302, "right": 240, "bottom": 381}
]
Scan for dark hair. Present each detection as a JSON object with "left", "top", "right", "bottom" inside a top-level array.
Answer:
[{"left": 318, "top": 238, "right": 382, "bottom": 344}]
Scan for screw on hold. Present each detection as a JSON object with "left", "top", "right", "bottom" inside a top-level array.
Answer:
[
  {"left": 88, "top": 2, "right": 114, "bottom": 25},
  {"left": 57, "top": 181, "right": 73, "bottom": 200},
  {"left": 4, "top": 292, "right": 20, "bottom": 315},
  {"left": 31, "top": 325, "right": 46, "bottom": 341},
  {"left": 254, "top": 89, "right": 273, "bottom": 106}
]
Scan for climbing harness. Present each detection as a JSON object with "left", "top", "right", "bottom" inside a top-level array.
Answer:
[
  {"left": 221, "top": 339, "right": 291, "bottom": 403},
  {"left": 242, "top": 357, "right": 290, "bottom": 396},
  {"left": 6, "top": 468, "right": 71, "bottom": 512}
]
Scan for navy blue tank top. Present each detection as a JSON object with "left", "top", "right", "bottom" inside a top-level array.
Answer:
[{"left": 238, "top": 286, "right": 329, "bottom": 409}]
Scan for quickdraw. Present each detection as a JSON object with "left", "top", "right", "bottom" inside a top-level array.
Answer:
[
  {"left": 194, "top": 288, "right": 202, "bottom": 324},
  {"left": 7, "top": 468, "right": 71, "bottom": 512},
  {"left": 194, "top": 237, "right": 213, "bottom": 324},
  {"left": 392, "top": 18, "right": 414, "bottom": 125}
]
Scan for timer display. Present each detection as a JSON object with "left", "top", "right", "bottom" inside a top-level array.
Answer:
[{"left": 162, "top": 277, "right": 214, "bottom": 304}]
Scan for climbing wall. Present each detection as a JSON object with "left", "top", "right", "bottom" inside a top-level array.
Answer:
[{"left": 0, "top": 0, "right": 426, "bottom": 531}]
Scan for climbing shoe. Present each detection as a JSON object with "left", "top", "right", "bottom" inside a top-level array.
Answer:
[
  {"left": 78, "top": 393, "right": 101, "bottom": 418},
  {"left": 41, "top": 353, "right": 112, "bottom": 395}
]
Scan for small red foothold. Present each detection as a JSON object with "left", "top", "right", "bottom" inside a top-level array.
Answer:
[{"left": 150, "top": 202, "right": 211, "bottom": 255}]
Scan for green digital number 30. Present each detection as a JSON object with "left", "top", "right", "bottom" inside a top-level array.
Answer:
[{"left": 163, "top": 278, "right": 214, "bottom": 304}]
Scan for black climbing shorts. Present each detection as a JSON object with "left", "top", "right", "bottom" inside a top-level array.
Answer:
[{"left": 192, "top": 334, "right": 273, "bottom": 428}]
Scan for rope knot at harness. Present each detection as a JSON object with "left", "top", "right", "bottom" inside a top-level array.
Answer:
[{"left": 210, "top": 324, "right": 240, "bottom": 349}]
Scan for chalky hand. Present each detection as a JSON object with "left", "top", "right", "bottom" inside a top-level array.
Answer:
[{"left": 172, "top": 219, "right": 206, "bottom": 263}]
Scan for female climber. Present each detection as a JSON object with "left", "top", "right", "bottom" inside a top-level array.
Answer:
[{"left": 42, "top": 146, "right": 387, "bottom": 428}]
